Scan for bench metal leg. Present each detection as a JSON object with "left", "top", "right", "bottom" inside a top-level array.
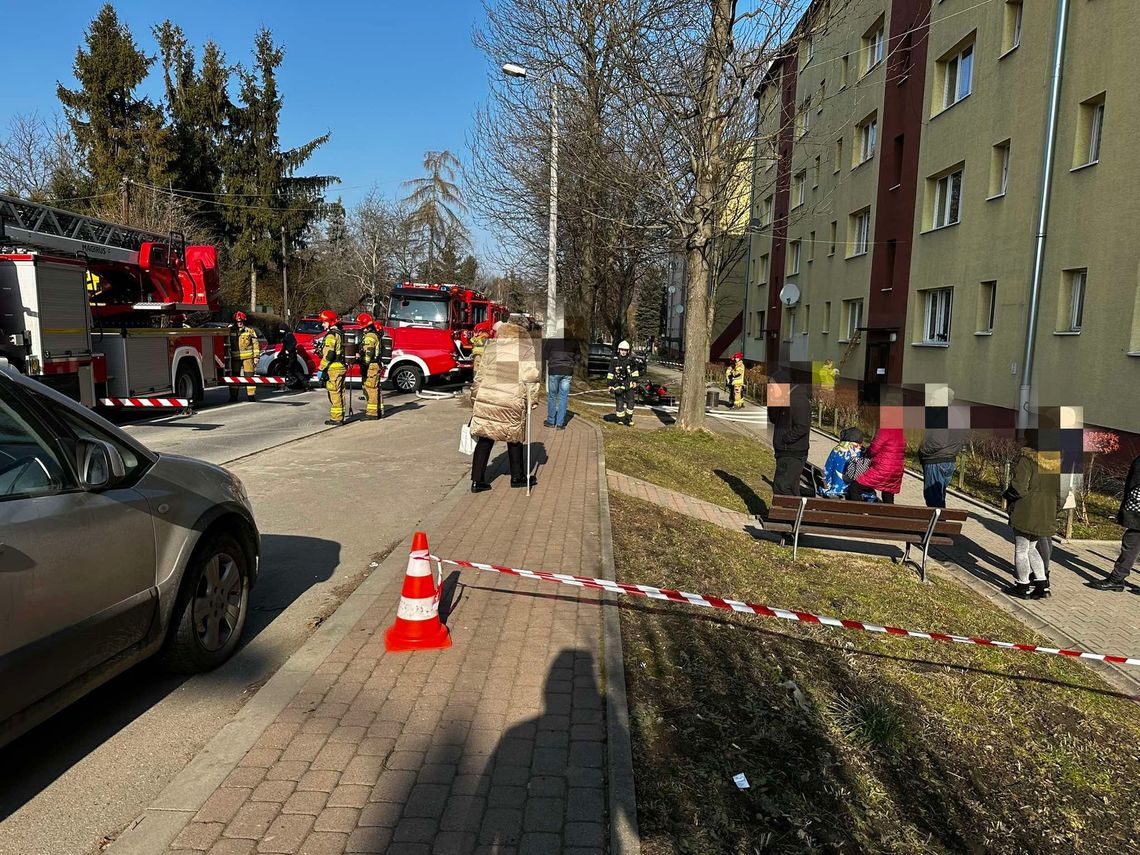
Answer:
[
  {"left": 917, "top": 508, "right": 941, "bottom": 583},
  {"left": 791, "top": 497, "right": 808, "bottom": 562}
]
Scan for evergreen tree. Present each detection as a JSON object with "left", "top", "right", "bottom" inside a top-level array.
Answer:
[
  {"left": 57, "top": 3, "right": 172, "bottom": 205},
  {"left": 400, "top": 150, "right": 469, "bottom": 280},
  {"left": 458, "top": 254, "right": 479, "bottom": 288},
  {"left": 222, "top": 28, "right": 336, "bottom": 310}
]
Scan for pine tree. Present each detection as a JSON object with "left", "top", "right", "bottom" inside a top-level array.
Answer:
[
  {"left": 458, "top": 255, "right": 479, "bottom": 288},
  {"left": 222, "top": 28, "right": 336, "bottom": 311},
  {"left": 57, "top": 3, "right": 172, "bottom": 206}
]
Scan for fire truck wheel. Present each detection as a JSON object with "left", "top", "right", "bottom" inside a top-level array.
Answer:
[
  {"left": 175, "top": 362, "right": 204, "bottom": 405},
  {"left": 162, "top": 531, "right": 251, "bottom": 673},
  {"left": 390, "top": 363, "right": 424, "bottom": 394}
]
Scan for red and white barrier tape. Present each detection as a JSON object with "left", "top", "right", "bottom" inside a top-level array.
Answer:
[
  {"left": 99, "top": 397, "right": 189, "bottom": 408},
  {"left": 220, "top": 376, "right": 287, "bottom": 385},
  {"left": 432, "top": 556, "right": 1140, "bottom": 667}
]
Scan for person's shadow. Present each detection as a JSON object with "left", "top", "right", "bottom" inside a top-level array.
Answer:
[
  {"left": 439, "top": 648, "right": 636, "bottom": 850},
  {"left": 714, "top": 469, "right": 769, "bottom": 517}
]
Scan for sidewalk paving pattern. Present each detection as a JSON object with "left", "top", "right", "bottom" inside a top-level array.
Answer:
[{"left": 164, "top": 421, "right": 622, "bottom": 855}]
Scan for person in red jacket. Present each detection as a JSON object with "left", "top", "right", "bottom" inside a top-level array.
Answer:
[{"left": 854, "top": 424, "right": 906, "bottom": 503}]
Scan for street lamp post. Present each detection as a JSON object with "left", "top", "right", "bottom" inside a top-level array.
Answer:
[{"left": 502, "top": 63, "right": 558, "bottom": 337}]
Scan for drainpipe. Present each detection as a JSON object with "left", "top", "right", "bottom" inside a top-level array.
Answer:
[{"left": 1018, "top": 0, "right": 1071, "bottom": 430}]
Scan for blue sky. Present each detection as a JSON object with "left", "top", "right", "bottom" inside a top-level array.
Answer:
[{"left": 0, "top": 0, "right": 497, "bottom": 256}]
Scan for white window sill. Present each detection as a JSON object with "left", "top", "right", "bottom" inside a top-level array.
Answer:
[
  {"left": 889, "top": 183, "right": 902, "bottom": 192},
  {"left": 1128, "top": 352, "right": 1140, "bottom": 357},
  {"left": 999, "top": 43, "right": 1020, "bottom": 61},
  {"left": 932, "top": 91, "right": 972, "bottom": 119},
  {"left": 853, "top": 157, "right": 875, "bottom": 171},
  {"left": 986, "top": 191, "right": 1007, "bottom": 201},
  {"left": 1071, "top": 160, "right": 1099, "bottom": 173},
  {"left": 922, "top": 221, "right": 961, "bottom": 235},
  {"left": 974, "top": 330, "right": 993, "bottom": 336},
  {"left": 912, "top": 341, "right": 950, "bottom": 348},
  {"left": 846, "top": 250, "right": 869, "bottom": 259},
  {"left": 1053, "top": 330, "right": 1082, "bottom": 336},
  {"left": 821, "top": 330, "right": 830, "bottom": 335}
]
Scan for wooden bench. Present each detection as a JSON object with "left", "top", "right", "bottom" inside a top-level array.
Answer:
[{"left": 764, "top": 492, "right": 968, "bottom": 581}]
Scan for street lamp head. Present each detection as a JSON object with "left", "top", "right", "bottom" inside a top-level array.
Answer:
[{"left": 501, "top": 63, "right": 528, "bottom": 78}]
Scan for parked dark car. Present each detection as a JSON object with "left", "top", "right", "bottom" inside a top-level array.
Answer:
[{"left": 587, "top": 343, "right": 647, "bottom": 377}]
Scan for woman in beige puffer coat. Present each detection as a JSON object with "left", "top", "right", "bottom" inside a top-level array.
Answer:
[{"left": 469, "top": 320, "right": 540, "bottom": 491}]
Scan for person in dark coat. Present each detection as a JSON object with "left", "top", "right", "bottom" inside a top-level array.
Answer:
[
  {"left": 918, "top": 389, "right": 965, "bottom": 508},
  {"left": 1002, "top": 430, "right": 1060, "bottom": 599},
  {"left": 769, "top": 365, "right": 812, "bottom": 495},
  {"left": 1090, "top": 452, "right": 1140, "bottom": 591}
]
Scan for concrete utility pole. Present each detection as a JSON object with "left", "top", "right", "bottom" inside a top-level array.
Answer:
[{"left": 281, "top": 225, "right": 290, "bottom": 320}]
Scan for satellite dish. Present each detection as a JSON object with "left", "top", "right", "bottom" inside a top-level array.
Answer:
[
  {"left": 779, "top": 282, "right": 800, "bottom": 307},
  {"left": 675, "top": 304, "right": 685, "bottom": 314}
]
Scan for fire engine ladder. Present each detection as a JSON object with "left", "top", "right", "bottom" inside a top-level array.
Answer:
[{"left": 0, "top": 192, "right": 174, "bottom": 267}]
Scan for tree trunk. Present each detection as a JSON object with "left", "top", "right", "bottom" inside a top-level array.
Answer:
[{"left": 677, "top": 236, "right": 712, "bottom": 430}]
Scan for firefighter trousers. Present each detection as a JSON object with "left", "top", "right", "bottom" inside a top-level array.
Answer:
[
  {"left": 240, "top": 357, "right": 257, "bottom": 399},
  {"left": 730, "top": 384, "right": 744, "bottom": 408},
  {"left": 614, "top": 388, "right": 635, "bottom": 422},
  {"left": 326, "top": 363, "right": 347, "bottom": 423},
  {"left": 363, "top": 362, "right": 383, "bottom": 417}
]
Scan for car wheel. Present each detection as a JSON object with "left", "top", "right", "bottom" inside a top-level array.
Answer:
[
  {"left": 162, "top": 532, "right": 251, "bottom": 673},
  {"left": 391, "top": 363, "right": 424, "bottom": 394}
]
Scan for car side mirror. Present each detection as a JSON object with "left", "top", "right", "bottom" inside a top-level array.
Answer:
[{"left": 77, "top": 438, "right": 126, "bottom": 490}]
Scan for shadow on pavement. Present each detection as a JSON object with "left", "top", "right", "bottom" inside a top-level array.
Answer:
[{"left": 0, "top": 534, "right": 339, "bottom": 820}]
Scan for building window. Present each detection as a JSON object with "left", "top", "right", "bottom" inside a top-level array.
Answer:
[
  {"left": 813, "top": 155, "right": 821, "bottom": 188},
  {"left": 1002, "top": 1, "right": 1023, "bottom": 54},
  {"left": 804, "top": 35, "right": 814, "bottom": 63},
  {"left": 804, "top": 304, "right": 812, "bottom": 335},
  {"left": 808, "top": 231, "right": 816, "bottom": 262},
  {"left": 862, "top": 18, "right": 885, "bottom": 75},
  {"left": 938, "top": 40, "right": 975, "bottom": 112},
  {"left": 793, "top": 171, "right": 807, "bottom": 207},
  {"left": 756, "top": 310, "right": 765, "bottom": 338},
  {"left": 828, "top": 220, "right": 837, "bottom": 255},
  {"left": 788, "top": 240, "right": 801, "bottom": 275},
  {"left": 849, "top": 208, "right": 871, "bottom": 257},
  {"left": 856, "top": 114, "right": 878, "bottom": 165},
  {"left": 817, "top": 80, "right": 825, "bottom": 112},
  {"left": 1059, "top": 269, "right": 1087, "bottom": 333},
  {"left": 842, "top": 299, "right": 863, "bottom": 341},
  {"left": 930, "top": 167, "right": 963, "bottom": 229},
  {"left": 796, "top": 99, "right": 812, "bottom": 138},
  {"left": 989, "top": 141, "right": 1010, "bottom": 198},
  {"left": 783, "top": 309, "right": 796, "bottom": 342},
  {"left": 761, "top": 195, "right": 774, "bottom": 225},
  {"left": 840, "top": 55, "right": 850, "bottom": 88},
  {"left": 922, "top": 288, "right": 954, "bottom": 344},
  {"left": 823, "top": 301, "right": 831, "bottom": 333},
  {"left": 834, "top": 137, "right": 844, "bottom": 173},
  {"left": 977, "top": 281, "right": 997, "bottom": 333},
  {"left": 759, "top": 253, "right": 769, "bottom": 283},
  {"left": 1074, "top": 95, "right": 1106, "bottom": 168}
]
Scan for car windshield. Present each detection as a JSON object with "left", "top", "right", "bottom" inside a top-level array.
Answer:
[
  {"left": 387, "top": 296, "right": 450, "bottom": 329},
  {"left": 296, "top": 320, "right": 324, "bottom": 335}
]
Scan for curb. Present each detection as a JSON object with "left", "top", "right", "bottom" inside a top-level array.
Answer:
[
  {"left": 106, "top": 473, "right": 475, "bottom": 855},
  {"left": 591, "top": 420, "right": 642, "bottom": 855}
]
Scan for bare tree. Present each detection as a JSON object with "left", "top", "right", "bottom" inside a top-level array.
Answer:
[{"left": 0, "top": 112, "right": 80, "bottom": 200}]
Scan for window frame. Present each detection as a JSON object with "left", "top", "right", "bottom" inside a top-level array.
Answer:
[
  {"left": 1001, "top": 0, "right": 1023, "bottom": 56},
  {"left": 932, "top": 168, "right": 964, "bottom": 229},
  {"left": 849, "top": 208, "right": 871, "bottom": 257},
  {"left": 921, "top": 287, "right": 954, "bottom": 344},
  {"left": 1067, "top": 269, "right": 1086, "bottom": 333},
  {"left": 977, "top": 280, "right": 997, "bottom": 334},
  {"left": 863, "top": 22, "right": 885, "bottom": 75},
  {"left": 788, "top": 240, "right": 802, "bottom": 275},
  {"left": 989, "top": 141, "right": 1011, "bottom": 199},
  {"left": 941, "top": 43, "right": 974, "bottom": 111},
  {"left": 842, "top": 299, "right": 864, "bottom": 341},
  {"left": 857, "top": 115, "right": 878, "bottom": 165},
  {"left": 793, "top": 170, "right": 807, "bottom": 208}
]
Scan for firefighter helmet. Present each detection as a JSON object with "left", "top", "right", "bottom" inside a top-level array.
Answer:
[
  {"left": 318, "top": 309, "right": 338, "bottom": 325},
  {"left": 233, "top": 311, "right": 247, "bottom": 322},
  {"left": 617, "top": 340, "right": 631, "bottom": 352},
  {"left": 733, "top": 351, "right": 743, "bottom": 361},
  {"left": 356, "top": 312, "right": 374, "bottom": 328}
]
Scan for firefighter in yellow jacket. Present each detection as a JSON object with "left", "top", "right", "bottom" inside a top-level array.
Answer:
[
  {"left": 470, "top": 322, "right": 491, "bottom": 376},
  {"left": 725, "top": 351, "right": 745, "bottom": 409},
  {"left": 316, "top": 309, "right": 346, "bottom": 425},
  {"left": 234, "top": 311, "right": 259, "bottom": 400},
  {"left": 356, "top": 312, "right": 384, "bottom": 420}
]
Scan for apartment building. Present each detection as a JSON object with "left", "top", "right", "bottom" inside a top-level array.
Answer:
[{"left": 744, "top": 0, "right": 1140, "bottom": 437}]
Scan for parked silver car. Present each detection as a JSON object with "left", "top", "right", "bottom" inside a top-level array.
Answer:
[{"left": 0, "top": 363, "right": 260, "bottom": 748}]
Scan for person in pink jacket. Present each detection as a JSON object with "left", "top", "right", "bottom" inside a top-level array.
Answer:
[{"left": 854, "top": 426, "right": 906, "bottom": 503}]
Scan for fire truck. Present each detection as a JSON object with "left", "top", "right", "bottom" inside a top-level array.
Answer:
[
  {"left": 383, "top": 282, "right": 507, "bottom": 392},
  {"left": 0, "top": 193, "right": 230, "bottom": 407},
  {"left": 262, "top": 284, "right": 508, "bottom": 394}
]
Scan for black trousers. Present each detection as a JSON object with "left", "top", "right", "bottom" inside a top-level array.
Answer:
[
  {"left": 773, "top": 452, "right": 807, "bottom": 496},
  {"left": 472, "top": 436, "right": 524, "bottom": 483},
  {"left": 1112, "top": 528, "right": 1140, "bottom": 581}
]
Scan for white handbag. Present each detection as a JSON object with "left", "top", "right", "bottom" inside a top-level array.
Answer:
[{"left": 459, "top": 421, "right": 476, "bottom": 456}]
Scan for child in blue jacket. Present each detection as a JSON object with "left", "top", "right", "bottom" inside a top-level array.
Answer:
[{"left": 819, "top": 428, "right": 877, "bottom": 500}]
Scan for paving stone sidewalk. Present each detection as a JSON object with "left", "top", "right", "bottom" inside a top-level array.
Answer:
[
  {"left": 166, "top": 420, "right": 632, "bottom": 855},
  {"left": 606, "top": 472, "right": 755, "bottom": 534}
]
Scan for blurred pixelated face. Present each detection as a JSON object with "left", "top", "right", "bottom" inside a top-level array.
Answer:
[
  {"left": 880, "top": 405, "right": 904, "bottom": 429},
  {"left": 768, "top": 382, "right": 790, "bottom": 407}
]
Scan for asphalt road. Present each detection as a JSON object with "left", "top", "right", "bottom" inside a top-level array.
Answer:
[{"left": 0, "top": 386, "right": 474, "bottom": 855}]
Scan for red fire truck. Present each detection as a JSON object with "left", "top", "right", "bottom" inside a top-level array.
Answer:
[
  {"left": 263, "top": 284, "right": 508, "bottom": 393},
  {"left": 0, "top": 194, "right": 230, "bottom": 407}
]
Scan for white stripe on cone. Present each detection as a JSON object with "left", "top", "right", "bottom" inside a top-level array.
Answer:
[
  {"left": 397, "top": 595, "right": 440, "bottom": 621},
  {"left": 405, "top": 550, "right": 432, "bottom": 577}
]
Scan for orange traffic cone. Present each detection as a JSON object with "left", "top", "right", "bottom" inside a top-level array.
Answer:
[{"left": 384, "top": 531, "right": 452, "bottom": 652}]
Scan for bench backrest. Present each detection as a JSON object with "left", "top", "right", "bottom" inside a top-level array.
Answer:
[{"left": 769, "top": 494, "right": 966, "bottom": 537}]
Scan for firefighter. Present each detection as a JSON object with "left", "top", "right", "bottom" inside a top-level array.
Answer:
[
  {"left": 316, "top": 309, "right": 347, "bottom": 425},
  {"left": 234, "top": 311, "right": 259, "bottom": 400},
  {"left": 470, "top": 322, "right": 491, "bottom": 376},
  {"left": 357, "top": 312, "right": 384, "bottom": 420},
  {"left": 725, "top": 351, "right": 745, "bottom": 409},
  {"left": 607, "top": 340, "right": 639, "bottom": 426}
]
